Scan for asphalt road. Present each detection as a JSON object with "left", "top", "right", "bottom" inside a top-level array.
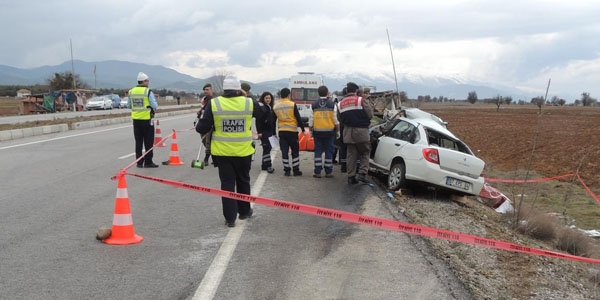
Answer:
[{"left": 0, "top": 113, "right": 472, "bottom": 300}]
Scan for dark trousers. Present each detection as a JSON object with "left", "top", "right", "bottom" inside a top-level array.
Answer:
[
  {"left": 314, "top": 135, "right": 334, "bottom": 174},
  {"left": 213, "top": 155, "right": 253, "bottom": 223},
  {"left": 260, "top": 134, "right": 273, "bottom": 169},
  {"left": 133, "top": 119, "right": 155, "bottom": 165},
  {"left": 339, "top": 143, "right": 347, "bottom": 166},
  {"left": 202, "top": 130, "right": 212, "bottom": 161},
  {"left": 278, "top": 131, "right": 300, "bottom": 172},
  {"left": 338, "top": 125, "right": 347, "bottom": 167}
]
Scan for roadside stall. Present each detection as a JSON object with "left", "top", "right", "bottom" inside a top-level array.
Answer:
[{"left": 21, "top": 89, "right": 96, "bottom": 114}]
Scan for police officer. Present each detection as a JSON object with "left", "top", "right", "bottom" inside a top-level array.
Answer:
[
  {"left": 338, "top": 82, "right": 373, "bottom": 184},
  {"left": 195, "top": 76, "right": 264, "bottom": 227},
  {"left": 130, "top": 72, "right": 159, "bottom": 168}
]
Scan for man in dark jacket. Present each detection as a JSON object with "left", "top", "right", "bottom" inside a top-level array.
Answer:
[
  {"left": 337, "top": 82, "right": 373, "bottom": 184},
  {"left": 197, "top": 83, "right": 214, "bottom": 166},
  {"left": 195, "top": 76, "right": 264, "bottom": 227}
]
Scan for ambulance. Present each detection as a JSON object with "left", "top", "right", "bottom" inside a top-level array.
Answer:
[{"left": 288, "top": 72, "right": 324, "bottom": 125}]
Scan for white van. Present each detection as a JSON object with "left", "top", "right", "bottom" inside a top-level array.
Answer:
[{"left": 288, "top": 72, "right": 324, "bottom": 125}]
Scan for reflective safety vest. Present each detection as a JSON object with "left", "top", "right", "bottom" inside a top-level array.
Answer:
[
  {"left": 129, "top": 86, "right": 151, "bottom": 120},
  {"left": 339, "top": 95, "right": 370, "bottom": 128},
  {"left": 211, "top": 96, "right": 254, "bottom": 157},
  {"left": 273, "top": 98, "right": 298, "bottom": 132},
  {"left": 311, "top": 99, "right": 335, "bottom": 135}
]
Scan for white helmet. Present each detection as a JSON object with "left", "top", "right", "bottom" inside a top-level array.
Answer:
[{"left": 137, "top": 72, "right": 149, "bottom": 81}]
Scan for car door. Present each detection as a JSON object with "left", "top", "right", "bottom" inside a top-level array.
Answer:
[{"left": 373, "top": 119, "right": 417, "bottom": 169}]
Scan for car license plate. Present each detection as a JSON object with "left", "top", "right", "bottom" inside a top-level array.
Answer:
[{"left": 446, "top": 177, "right": 470, "bottom": 190}]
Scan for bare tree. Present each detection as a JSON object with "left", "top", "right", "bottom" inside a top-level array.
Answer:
[
  {"left": 493, "top": 94, "right": 502, "bottom": 111},
  {"left": 47, "top": 72, "right": 90, "bottom": 90},
  {"left": 503, "top": 96, "right": 513, "bottom": 105},
  {"left": 531, "top": 96, "right": 545, "bottom": 113},
  {"left": 210, "top": 69, "right": 234, "bottom": 95},
  {"left": 580, "top": 92, "right": 597, "bottom": 107},
  {"left": 467, "top": 91, "right": 478, "bottom": 104},
  {"left": 399, "top": 91, "right": 409, "bottom": 104}
]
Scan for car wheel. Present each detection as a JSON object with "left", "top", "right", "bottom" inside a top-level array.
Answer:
[{"left": 388, "top": 162, "right": 406, "bottom": 191}]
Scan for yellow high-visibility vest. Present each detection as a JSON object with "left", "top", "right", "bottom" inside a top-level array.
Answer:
[
  {"left": 273, "top": 98, "right": 298, "bottom": 132},
  {"left": 129, "top": 86, "right": 151, "bottom": 120},
  {"left": 211, "top": 96, "right": 254, "bottom": 157}
]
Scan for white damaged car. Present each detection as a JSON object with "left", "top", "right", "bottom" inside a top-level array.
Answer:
[{"left": 369, "top": 108, "right": 485, "bottom": 196}]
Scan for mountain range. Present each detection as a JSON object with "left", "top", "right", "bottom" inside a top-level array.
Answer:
[{"left": 0, "top": 60, "right": 535, "bottom": 100}]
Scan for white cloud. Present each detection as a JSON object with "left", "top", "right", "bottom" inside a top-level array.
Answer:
[{"left": 1, "top": 0, "right": 599, "bottom": 98}]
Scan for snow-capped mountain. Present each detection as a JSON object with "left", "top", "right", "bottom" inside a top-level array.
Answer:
[{"left": 0, "top": 60, "right": 534, "bottom": 100}]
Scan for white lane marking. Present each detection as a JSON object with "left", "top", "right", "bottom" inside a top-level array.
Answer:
[
  {"left": 118, "top": 153, "right": 136, "bottom": 159},
  {"left": 191, "top": 151, "right": 277, "bottom": 300}
]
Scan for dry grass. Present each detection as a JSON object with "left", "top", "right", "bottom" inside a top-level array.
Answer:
[
  {"left": 509, "top": 206, "right": 558, "bottom": 241},
  {"left": 556, "top": 227, "right": 594, "bottom": 257}
]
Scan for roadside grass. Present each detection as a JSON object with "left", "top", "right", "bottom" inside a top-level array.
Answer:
[
  {"left": 485, "top": 169, "right": 600, "bottom": 230},
  {"left": 556, "top": 227, "right": 594, "bottom": 257},
  {"left": 512, "top": 207, "right": 558, "bottom": 241}
]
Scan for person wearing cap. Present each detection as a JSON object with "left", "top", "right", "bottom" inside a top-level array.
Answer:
[
  {"left": 273, "top": 87, "right": 305, "bottom": 176},
  {"left": 240, "top": 82, "right": 258, "bottom": 161},
  {"left": 337, "top": 82, "right": 373, "bottom": 184},
  {"left": 195, "top": 76, "right": 264, "bottom": 228},
  {"left": 129, "top": 72, "right": 159, "bottom": 168},
  {"left": 362, "top": 87, "right": 371, "bottom": 99},
  {"left": 240, "top": 82, "right": 255, "bottom": 100}
]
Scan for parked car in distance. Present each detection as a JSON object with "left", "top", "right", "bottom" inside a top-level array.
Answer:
[
  {"left": 119, "top": 97, "right": 130, "bottom": 109},
  {"left": 106, "top": 94, "right": 121, "bottom": 109},
  {"left": 85, "top": 96, "right": 113, "bottom": 110},
  {"left": 369, "top": 108, "right": 485, "bottom": 196}
]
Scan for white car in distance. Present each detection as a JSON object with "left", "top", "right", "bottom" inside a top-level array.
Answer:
[
  {"left": 85, "top": 96, "right": 113, "bottom": 110},
  {"left": 369, "top": 108, "right": 485, "bottom": 196}
]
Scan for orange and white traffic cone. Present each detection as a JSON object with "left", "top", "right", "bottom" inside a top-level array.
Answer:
[
  {"left": 163, "top": 129, "right": 184, "bottom": 165},
  {"left": 153, "top": 119, "right": 166, "bottom": 147},
  {"left": 103, "top": 174, "right": 144, "bottom": 245}
]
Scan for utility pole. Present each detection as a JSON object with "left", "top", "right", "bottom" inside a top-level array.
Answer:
[
  {"left": 70, "top": 39, "right": 76, "bottom": 89},
  {"left": 70, "top": 39, "right": 77, "bottom": 111},
  {"left": 386, "top": 28, "right": 400, "bottom": 109}
]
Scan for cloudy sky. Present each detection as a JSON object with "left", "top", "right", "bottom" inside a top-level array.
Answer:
[{"left": 2, "top": 0, "right": 599, "bottom": 99}]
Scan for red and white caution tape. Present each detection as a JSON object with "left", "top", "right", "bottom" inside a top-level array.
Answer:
[
  {"left": 126, "top": 171, "right": 600, "bottom": 265},
  {"left": 486, "top": 173, "right": 599, "bottom": 205}
]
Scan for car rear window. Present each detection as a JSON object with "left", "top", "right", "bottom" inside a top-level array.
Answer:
[{"left": 425, "top": 128, "right": 472, "bottom": 154}]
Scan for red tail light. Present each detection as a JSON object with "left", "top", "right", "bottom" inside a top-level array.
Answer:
[{"left": 422, "top": 148, "right": 439, "bottom": 164}]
